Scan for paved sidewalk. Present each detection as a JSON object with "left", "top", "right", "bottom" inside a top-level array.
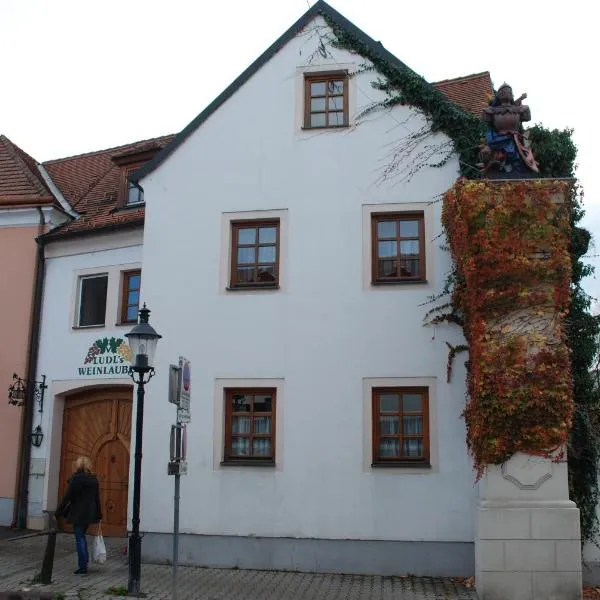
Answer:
[{"left": 0, "top": 533, "right": 478, "bottom": 599}]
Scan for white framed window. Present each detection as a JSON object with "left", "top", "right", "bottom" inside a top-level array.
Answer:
[
  {"left": 362, "top": 203, "right": 435, "bottom": 291},
  {"left": 77, "top": 274, "right": 108, "bottom": 327},
  {"left": 220, "top": 209, "right": 288, "bottom": 294},
  {"left": 363, "top": 377, "right": 438, "bottom": 473},
  {"left": 213, "top": 378, "right": 285, "bottom": 470}
]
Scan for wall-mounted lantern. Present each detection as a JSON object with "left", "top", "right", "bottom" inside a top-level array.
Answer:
[
  {"left": 8, "top": 373, "right": 47, "bottom": 414},
  {"left": 30, "top": 425, "right": 44, "bottom": 448}
]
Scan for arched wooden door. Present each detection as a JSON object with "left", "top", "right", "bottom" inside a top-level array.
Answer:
[{"left": 59, "top": 387, "right": 132, "bottom": 537}]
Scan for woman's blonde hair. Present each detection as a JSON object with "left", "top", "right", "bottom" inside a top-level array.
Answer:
[{"left": 73, "top": 456, "right": 93, "bottom": 474}]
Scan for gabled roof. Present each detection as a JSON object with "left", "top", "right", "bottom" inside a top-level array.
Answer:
[
  {"left": 42, "top": 135, "right": 174, "bottom": 240},
  {"left": 132, "top": 0, "right": 454, "bottom": 185},
  {"left": 432, "top": 72, "right": 493, "bottom": 118},
  {"left": 0, "top": 135, "right": 56, "bottom": 208}
]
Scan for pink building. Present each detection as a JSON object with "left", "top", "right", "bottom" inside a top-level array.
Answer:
[{"left": 0, "top": 135, "right": 70, "bottom": 526}]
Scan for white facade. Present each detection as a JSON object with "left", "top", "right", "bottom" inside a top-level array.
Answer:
[
  {"left": 137, "top": 15, "right": 474, "bottom": 572},
  {"left": 22, "top": 7, "right": 588, "bottom": 588},
  {"left": 28, "top": 229, "right": 142, "bottom": 527}
]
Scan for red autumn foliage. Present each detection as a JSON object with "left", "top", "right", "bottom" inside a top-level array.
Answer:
[{"left": 443, "top": 179, "right": 574, "bottom": 478}]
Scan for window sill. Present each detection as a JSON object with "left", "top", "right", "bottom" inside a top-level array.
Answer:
[
  {"left": 220, "top": 460, "right": 275, "bottom": 467},
  {"left": 371, "top": 279, "right": 428, "bottom": 286},
  {"left": 115, "top": 321, "right": 137, "bottom": 327},
  {"left": 301, "top": 125, "right": 349, "bottom": 131},
  {"left": 72, "top": 324, "right": 106, "bottom": 330},
  {"left": 226, "top": 284, "right": 280, "bottom": 292},
  {"left": 371, "top": 462, "right": 431, "bottom": 469}
]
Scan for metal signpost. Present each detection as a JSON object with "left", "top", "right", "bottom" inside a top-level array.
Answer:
[{"left": 168, "top": 356, "right": 190, "bottom": 600}]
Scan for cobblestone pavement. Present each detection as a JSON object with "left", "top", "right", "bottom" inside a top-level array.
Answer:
[{"left": 0, "top": 533, "right": 478, "bottom": 599}]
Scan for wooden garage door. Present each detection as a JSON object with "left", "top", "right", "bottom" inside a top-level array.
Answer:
[{"left": 59, "top": 387, "right": 132, "bottom": 537}]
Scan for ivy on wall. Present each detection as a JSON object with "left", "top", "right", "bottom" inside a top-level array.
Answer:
[
  {"left": 317, "top": 7, "right": 600, "bottom": 542},
  {"left": 320, "top": 12, "right": 485, "bottom": 178},
  {"left": 443, "top": 179, "right": 574, "bottom": 478}
]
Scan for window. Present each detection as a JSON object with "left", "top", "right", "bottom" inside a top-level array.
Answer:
[
  {"left": 78, "top": 274, "right": 108, "bottom": 327},
  {"left": 127, "top": 179, "right": 144, "bottom": 206},
  {"left": 224, "top": 389, "right": 276, "bottom": 464},
  {"left": 125, "top": 167, "right": 144, "bottom": 206},
  {"left": 304, "top": 73, "right": 348, "bottom": 129},
  {"left": 372, "top": 387, "right": 429, "bottom": 465},
  {"left": 121, "top": 270, "right": 141, "bottom": 324},
  {"left": 372, "top": 213, "right": 425, "bottom": 283},
  {"left": 230, "top": 220, "right": 280, "bottom": 288}
]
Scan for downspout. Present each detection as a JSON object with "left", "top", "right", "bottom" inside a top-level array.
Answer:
[{"left": 13, "top": 207, "right": 46, "bottom": 529}]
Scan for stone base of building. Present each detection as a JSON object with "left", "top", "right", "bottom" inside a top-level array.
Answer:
[
  {"left": 475, "top": 453, "right": 582, "bottom": 600},
  {"left": 142, "top": 533, "right": 474, "bottom": 577},
  {"left": 476, "top": 502, "right": 582, "bottom": 599}
]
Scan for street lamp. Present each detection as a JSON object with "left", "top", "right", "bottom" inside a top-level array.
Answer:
[{"left": 125, "top": 303, "right": 161, "bottom": 596}]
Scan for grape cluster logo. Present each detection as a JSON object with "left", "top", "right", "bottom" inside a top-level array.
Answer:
[{"left": 79, "top": 337, "right": 132, "bottom": 376}]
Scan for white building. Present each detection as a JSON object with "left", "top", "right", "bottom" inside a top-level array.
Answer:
[
  {"left": 24, "top": 3, "right": 587, "bottom": 594},
  {"left": 132, "top": 1, "right": 480, "bottom": 575},
  {"left": 27, "top": 136, "right": 173, "bottom": 536}
]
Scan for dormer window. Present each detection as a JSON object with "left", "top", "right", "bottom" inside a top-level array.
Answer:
[
  {"left": 126, "top": 168, "right": 144, "bottom": 206},
  {"left": 111, "top": 144, "right": 164, "bottom": 209},
  {"left": 304, "top": 72, "right": 348, "bottom": 129}
]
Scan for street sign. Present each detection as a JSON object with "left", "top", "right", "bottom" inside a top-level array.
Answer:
[
  {"left": 168, "top": 461, "right": 188, "bottom": 476},
  {"left": 177, "top": 409, "right": 191, "bottom": 424},
  {"left": 168, "top": 364, "right": 180, "bottom": 405},
  {"left": 170, "top": 424, "right": 187, "bottom": 461},
  {"left": 178, "top": 357, "right": 191, "bottom": 412}
]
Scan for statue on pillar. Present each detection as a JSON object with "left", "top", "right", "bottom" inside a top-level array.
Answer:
[{"left": 480, "top": 83, "right": 540, "bottom": 177}]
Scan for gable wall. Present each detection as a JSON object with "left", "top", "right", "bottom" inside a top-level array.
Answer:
[{"left": 138, "top": 17, "right": 473, "bottom": 543}]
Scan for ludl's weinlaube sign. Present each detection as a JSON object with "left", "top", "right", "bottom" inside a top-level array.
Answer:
[{"left": 78, "top": 337, "right": 132, "bottom": 376}]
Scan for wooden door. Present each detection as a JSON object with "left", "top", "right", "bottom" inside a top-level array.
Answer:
[{"left": 59, "top": 387, "right": 132, "bottom": 537}]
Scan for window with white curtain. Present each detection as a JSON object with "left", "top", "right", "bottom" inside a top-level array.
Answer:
[
  {"left": 224, "top": 389, "right": 276, "bottom": 464},
  {"left": 372, "top": 387, "right": 429, "bottom": 465}
]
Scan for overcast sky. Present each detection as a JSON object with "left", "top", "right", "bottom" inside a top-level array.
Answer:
[{"left": 1, "top": 0, "right": 597, "bottom": 299}]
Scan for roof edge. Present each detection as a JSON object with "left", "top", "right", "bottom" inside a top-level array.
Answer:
[
  {"left": 432, "top": 71, "right": 492, "bottom": 86},
  {"left": 132, "top": 1, "right": 484, "bottom": 184},
  {"left": 0, "top": 134, "right": 55, "bottom": 203},
  {"left": 40, "top": 218, "right": 144, "bottom": 243},
  {"left": 43, "top": 134, "right": 174, "bottom": 166},
  {"left": 131, "top": 2, "right": 326, "bottom": 184}
]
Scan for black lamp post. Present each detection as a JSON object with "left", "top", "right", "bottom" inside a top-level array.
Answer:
[{"left": 125, "top": 304, "right": 161, "bottom": 596}]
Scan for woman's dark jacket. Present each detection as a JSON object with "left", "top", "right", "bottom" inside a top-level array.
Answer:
[{"left": 55, "top": 470, "right": 102, "bottom": 528}]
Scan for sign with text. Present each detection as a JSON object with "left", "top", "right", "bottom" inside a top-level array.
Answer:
[
  {"left": 78, "top": 337, "right": 132, "bottom": 377},
  {"left": 179, "top": 357, "right": 191, "bottom": 411},
  {"left": 168, "top": 461, "right": 188, "bottom": 476}
]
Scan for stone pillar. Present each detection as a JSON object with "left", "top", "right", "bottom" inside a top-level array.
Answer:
[{"left": 476, "top": 452, "right": 582, "bottom": 599}]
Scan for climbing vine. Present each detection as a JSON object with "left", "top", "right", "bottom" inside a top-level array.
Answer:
[
  {"left": 315, "top": 7, "right": 600, "bottom": 541},
  {"left": 443, "top": 179, "right": 574, "bottom": 478},
  {"left": 318, "top": 11, "right": 485, "bottom": 178}
]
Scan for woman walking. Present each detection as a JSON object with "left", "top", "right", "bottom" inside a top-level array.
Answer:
[{"left": 55, "top": 456, "right": 103, "bottom": 574}]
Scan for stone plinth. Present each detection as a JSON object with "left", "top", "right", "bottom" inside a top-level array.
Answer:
[{"left": 476, "top": 453, "right": 582, "bottom": 600}]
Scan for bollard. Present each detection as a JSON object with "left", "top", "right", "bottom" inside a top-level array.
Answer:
[{"left": 39, "top": 512, "right": 57, "bottom": 585}]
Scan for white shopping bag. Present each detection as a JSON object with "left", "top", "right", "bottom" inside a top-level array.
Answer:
[{"left": 92, "top": 523, "right": 107, "bottom": 564}]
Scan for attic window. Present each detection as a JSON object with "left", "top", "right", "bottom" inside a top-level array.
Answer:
[
  {"left": 111, "top": 146, "right": 162, "bottom": 208},
  {"left": 126, "top": 169, "right": 144, "bottom": 206},
  {"left": 304, "top": 72, "right": 348, "bottom": 129}
]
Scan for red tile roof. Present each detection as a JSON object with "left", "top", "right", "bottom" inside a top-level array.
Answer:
[
  {"left": 42, "top": 135, "right": 174, "bottom": 239},
  {"left": 0, "top": 135, "right": 56, "bottom": 207},
  {"left": 433, "top": 71, "right": 493, "bottom": 117}
]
